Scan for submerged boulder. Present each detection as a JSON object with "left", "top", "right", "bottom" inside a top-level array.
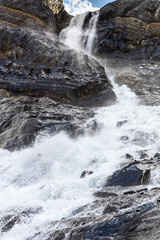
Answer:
[{"left": 80, "top": 170, "right": 93, "bottom": 178}]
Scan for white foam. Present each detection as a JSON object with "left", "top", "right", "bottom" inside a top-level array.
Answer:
[{"left": 1, "top": 11, "right": 160, "bottom": 240}]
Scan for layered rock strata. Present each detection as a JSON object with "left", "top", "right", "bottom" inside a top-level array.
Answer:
[
  {"left": 94, "top": 0, "right": 160, "bottom": 60},
  {"left": 0, "top": 0, "right": 116, "bottom": 149},
  {"left": 0, "top": 0, "right": 71, "bottom": 31},
  {"left": 0, "top": 29, "right": 116, "bottom": 107}
]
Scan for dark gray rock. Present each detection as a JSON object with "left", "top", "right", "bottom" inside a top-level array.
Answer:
[
  {"left": 0, "top": 0, "right": 116, "bottom": 150},
  {"left": 154, "top": 152, "right": 160, "bottom": 159},
  {"left": 4, "top": 172, "right": 159, "bottom": 240},
  {"left": 0, "top": 95, "right": 94, "bottom": 150},
  {"left": 117, "top": 120, "right": 128, "bottom": 128},
  {"left": 100, "top": 0, "right": 160, "bottom": 24},
  {"left": 95, "top": 0, "right": 160, "bottom": 60},
  {"left": 118, "top": 205, "right": 160, "bottom": 240},
  {"left": 0, "top": 208, "right": 40, "bottom": 233},
  {"left": 106, "top": 59, "right": 160, "bottom": 106},
  {"left": 80, "top": 170, "right": 93, "bottom": 178},
  {"left": 0, "top": 26, "right": 116, "bottom": 107},
  {"left": 94, "top": 191, "right": 118, "bottom": 198},
  {"left": 69, "top": 202, "right": 155, "bottom": 240},
  {"left": 48, "top": 231, "right": 65, "bottom": 240},
  {"left": 105, "top": 161, "right": 150, "bottom": 187},
  {"left": 140, "top": 152, "right": 149, "bottom": 159},
  {"left": 125, "top": 153, "right": 134, "bottom": 160}
]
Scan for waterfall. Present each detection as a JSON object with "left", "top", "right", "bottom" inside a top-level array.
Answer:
[
  {"left": 1, "top": 10, "right": 160, "bottom": 240},
  {"left": 84, "top": 13, "right": 99, "bottom": 54},
  {"left": 59, "top": 11, "right": 99, "bottom": 55}
]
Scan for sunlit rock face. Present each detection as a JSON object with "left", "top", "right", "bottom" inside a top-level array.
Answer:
[
  {"left": 96, "top": 0, "right": 160, "bottom": 60},
  {"left": 42, "top": 0, "right": 72, "bottom": 31},
  {"left": 42, "top": 0, "right": 64, "bottom": 14},
  {"left": 0, "top": 0, "right": 56, "bottom": 29},
  {"left": 0, "top": 0, "right": 71, "bottom": 31}
]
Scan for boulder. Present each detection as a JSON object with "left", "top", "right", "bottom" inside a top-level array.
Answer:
[
  {"left": 154, "top": 152, "right": 160, "bottom": 159},
  {"left": 105, "top": 161, "right": 150, "bottom": 187},
  {"left": 80, "top": 170, "right": 93, "bottom": 178}
]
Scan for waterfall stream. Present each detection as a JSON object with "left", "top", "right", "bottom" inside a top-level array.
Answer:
[{"left": 1, "top": 11, "right": 160, "bottom": 240}]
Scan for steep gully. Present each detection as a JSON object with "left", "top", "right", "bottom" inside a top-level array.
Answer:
[{"left": 1, "top": 9, "right": 160, "bottom": 240}]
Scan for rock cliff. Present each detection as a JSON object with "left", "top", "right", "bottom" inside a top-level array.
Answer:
[
  {"left": 0, "top": 0, "right": 116, "bottom": 150},
  {"left": 0, "top": 1, "right": 160, "bottom": 240},
  {"left": 95, "top": 0, "right": 160, "bottom": 60},
  {"left": 43, "top": 0, "right": 64, "bottom": 14},
  {"left": 0, "top": 0, "right": 71, "bottom": 32}
]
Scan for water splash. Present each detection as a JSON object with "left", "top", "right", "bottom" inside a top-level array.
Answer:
[{"left": 1, "top": 10, "right": 160, "bottom": 240}]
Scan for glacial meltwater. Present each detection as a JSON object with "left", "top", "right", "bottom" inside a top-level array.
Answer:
[{"left": 1, "top": 11, "right": 160, "bottom": 240}]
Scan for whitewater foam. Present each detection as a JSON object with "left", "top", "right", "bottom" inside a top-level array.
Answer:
[{"left": 1, "top": 10, "right": 160, "bottom": 240}]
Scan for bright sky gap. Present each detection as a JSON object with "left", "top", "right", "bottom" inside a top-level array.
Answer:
[{"left": 64, "top": 0, "right": 113, "bottom": 15}]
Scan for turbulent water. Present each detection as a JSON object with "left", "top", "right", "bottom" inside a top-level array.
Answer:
[{"left": 1, "top": 11, "right": 160, "bottom": 240}]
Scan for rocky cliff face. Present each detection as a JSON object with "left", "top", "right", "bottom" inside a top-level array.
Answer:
[
  {"left": 43, "top": 0, "right": 64, "bottom": 14},
  {"left": 1, "top": 1, "right": 160, "bottom": 240},
  {"left": 95, "top": 0, "right": 160, "bottom": 60},
  {"left": 42, "top": 0, "right": 72, "bottom": 31},
  {"left": 0, "top": 0, "right": 116, "bottom": 150},
  {"left": 0, "top": 0, "right": 71, "bottom": 32}
]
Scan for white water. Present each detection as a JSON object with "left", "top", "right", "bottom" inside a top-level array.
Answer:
[
  {"left": 1, "top": 11, "right": 160, "bottom": 240},
  {"left": 60, "top": 12, "right": 99, "bottom": 55}
]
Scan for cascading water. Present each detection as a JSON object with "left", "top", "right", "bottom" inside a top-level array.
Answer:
[
  {"left": 1, "top": 11, "right": 160, "bottom": 240},
  {"left": 59, "top": 11, "right": 99, "bottom": 55}
]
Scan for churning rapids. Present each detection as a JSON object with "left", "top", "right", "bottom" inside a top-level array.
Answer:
[{"left": 1, "top": 11, "right": 160, "bottom": 240}]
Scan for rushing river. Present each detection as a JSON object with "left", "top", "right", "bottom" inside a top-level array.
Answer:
[{"left": 1, "top": 11, "right": 160, "bottom": 240}]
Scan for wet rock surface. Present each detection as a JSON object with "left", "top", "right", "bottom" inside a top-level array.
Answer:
[
  {"left": 107, "top": 59, "right": 160, "bottom": 105},
  {"left": 80, "top": 170, "right": 93, "bottom": 178},
  {"left": 0, "top": 154, "right": 159, "bottom": 239},
  {"left": 1, "top": 1, "right": 160, "bottom": 240},
  {"left": 0, "top": 25, "right": 116, "bottom": 107},
  {"left": 57, "top": 156, "right": 160, "bottom": 239},
  {"left": 0, "top": 208, "right": 40, "bottom": 233},
  {"left": 0, "top": 0, "right": 116, "bottom": 150},
  {"left": 0, "top": 95, "right": 95, "bottom": 150}
]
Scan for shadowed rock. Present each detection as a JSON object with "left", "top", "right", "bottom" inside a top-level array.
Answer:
[
  {"left": 0, "top": 95, "right": 95, "bottom": 150},
  {"left": 0, "top": 27, "right": 116, "bottom": 107},
  {"left": 105, "top": 161, "right": 150, "bottom": 187},
  {"left": 80, "top": 170, "right": 93, "bottom": 178}
]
